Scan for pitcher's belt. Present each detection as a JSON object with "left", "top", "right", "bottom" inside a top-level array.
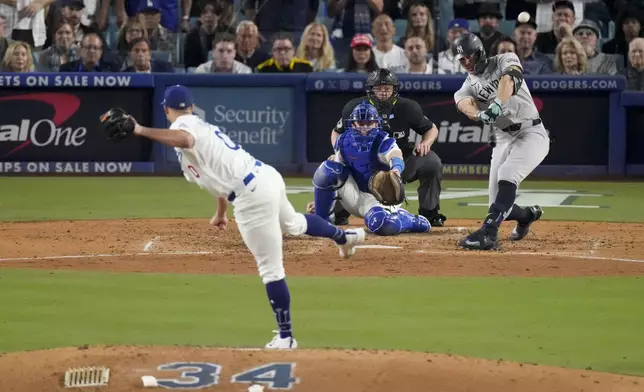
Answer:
[{"left": 227, "top": 161, "right": 262, "bottom": 202}]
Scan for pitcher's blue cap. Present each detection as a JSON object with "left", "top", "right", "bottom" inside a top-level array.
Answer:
[{"left": 162, "top": 85, "right": 194, "bottom": 109}]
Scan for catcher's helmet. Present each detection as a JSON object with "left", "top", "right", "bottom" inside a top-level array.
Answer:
[
  {"left": 345, "top": 101, "right": 382, "bottom": 152},
  {"left": 366, "top": 68, "right": 399, "bottom": 103},
  {"left": 452, "top": 33, "right": 488, "bottom": 74}
]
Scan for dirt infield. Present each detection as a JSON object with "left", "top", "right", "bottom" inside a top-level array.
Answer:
[{"left": 1, "top": 217, "right": 644, "bottom": 391}]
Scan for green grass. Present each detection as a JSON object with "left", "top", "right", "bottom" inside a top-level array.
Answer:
[
  {"left": 2, "top": 177, "right": 644, "bottom": 377},
  {"left": 1, "top": 269, "right": 643, "bottom": 376},
  {"left": 1, "top": 177, "right": 644, "bottom": 222}
]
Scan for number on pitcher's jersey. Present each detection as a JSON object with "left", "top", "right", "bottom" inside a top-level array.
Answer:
[
  {"left": 453, "top": 53, "right": 539, "bottom": 130},
  {"left": 170, "top": 114, "right": 256, "bottom": 197}
]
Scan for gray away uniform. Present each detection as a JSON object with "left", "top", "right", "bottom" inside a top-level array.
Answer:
[{"left": 454, "top": 52, "right": 550, "bottom": 207}]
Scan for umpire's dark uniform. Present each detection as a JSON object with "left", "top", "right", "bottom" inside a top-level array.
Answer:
[{"left": 333, "top": 95, "right": 447, "bottom": 226}]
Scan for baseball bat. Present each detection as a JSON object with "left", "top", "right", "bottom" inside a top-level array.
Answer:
[{"left": 488, "top": 130, "right": 497, "bottom": 148}]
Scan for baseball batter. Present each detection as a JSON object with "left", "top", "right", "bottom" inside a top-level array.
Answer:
[
  {"left": 312, "top": 101, "right": 430, "bottom": 235},
  {"left": 114, "top": 85, "right": 366, "bottom": 349},
  {"left": 452, "top": 33, "right": 550, "bottom": 250}
]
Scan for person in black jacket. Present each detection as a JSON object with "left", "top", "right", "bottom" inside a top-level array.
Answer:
[
  {"left": 59, "top": 32, "right": 119, "bottom": 72},
  {"left": 122, "top": 38, "right": 173, "bottom": 73},
  {"left": 328, "top": 68, "right": 447, "bottom": 227},
  {"left": 602, "top": 5, "right": 644, "bottom": 66},
  {"left": 183, "top": 0, "right": 235, "bottom": 69}
]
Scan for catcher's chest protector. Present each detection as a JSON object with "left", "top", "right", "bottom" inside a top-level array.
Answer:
[{"left": 338, "top": 133, "right": 389, "bottom": 193}]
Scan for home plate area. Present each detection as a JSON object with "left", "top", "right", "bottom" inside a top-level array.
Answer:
[{"left": 0, "top": 346, "right": 642, "bottom": 392}]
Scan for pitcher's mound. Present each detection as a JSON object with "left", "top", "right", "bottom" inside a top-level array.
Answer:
[{"left": 0, "top": 345, "right": 641, "bottom": 392}]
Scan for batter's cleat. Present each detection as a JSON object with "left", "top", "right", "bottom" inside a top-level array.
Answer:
[
  {"left": 265, "top": 332, "right": 298, "bottom": 350},
  {"left": 459, "top": 227, "right": 499, "bottom": 250},
  {"left": 337, "top": 228, "right": 366, "bottom": 258},
  {"left": 510, "top": 206, "right": 543, "bottom": 241}
]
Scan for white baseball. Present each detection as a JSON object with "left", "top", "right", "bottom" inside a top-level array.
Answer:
[{"left": 518, "top": 12, "right": 530, "bottom": 23}]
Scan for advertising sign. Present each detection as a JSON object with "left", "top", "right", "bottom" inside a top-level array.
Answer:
[
  {"left": 0, "top": 89, "right": 153, "bottom": 162},
  {"left": 163, "top": 87, "right": 296, "bottom": 164},
  {"left": 306, "top": 92, "right": 609, "bottom": 166}
]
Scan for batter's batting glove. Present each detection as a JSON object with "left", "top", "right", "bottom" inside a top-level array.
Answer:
[{"left": 478, "top": 98, "right": 504, "bottom": 124}]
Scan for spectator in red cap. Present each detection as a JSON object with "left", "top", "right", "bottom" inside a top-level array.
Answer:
[
  {"left": 339, "top": 33, "right": 378, "bottom": 72},
  {"left": 536, "top": 0, "right": 575, "bottom": 54},
  {"left": 514, "top": 14, "right": 553, "bottom": 74},
  {"left": 437, "top": 18, "right": 468, "bottom": 74}
]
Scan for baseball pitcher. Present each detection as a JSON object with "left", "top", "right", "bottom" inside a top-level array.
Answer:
[
  {"left": 99, "top": 85, "right": 366, "bottom": 350},
  {"left": 453, "top": 33, "right": 549, "bottom": 250},
  {"left": 312, "top": 101, "right": 430, "bottom": 236}
]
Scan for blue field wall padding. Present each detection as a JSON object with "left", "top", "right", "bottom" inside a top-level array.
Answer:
[{"left": 0, "top": 72, "right": 640, "bottom": 177}]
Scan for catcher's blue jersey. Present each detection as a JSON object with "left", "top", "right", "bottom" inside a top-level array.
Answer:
[{"left": 335, "top": 130, "right": 396, "bottom": 193}]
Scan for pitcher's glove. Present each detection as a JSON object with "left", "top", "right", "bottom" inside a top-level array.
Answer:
[
  {"left": 369, "top": 171, "right": 405, "bottom": 206},
  {"left": 100, "top": 108, "right": 136, "bottom": 141}
]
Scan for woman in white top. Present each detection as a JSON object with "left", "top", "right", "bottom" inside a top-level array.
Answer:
[{"left": 296, "top": 22, "right": 337, "bottom": 71}]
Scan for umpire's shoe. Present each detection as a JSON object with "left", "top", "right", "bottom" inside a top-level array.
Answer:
[
  {"left": 510, "top": 206, "right": 543, "bottom": 241},
  {"left": 459, "top": 227, "right": 499, "bottom": 251},
  {"left": 419, "top": 208, "right": 447, "bottom": 227}
]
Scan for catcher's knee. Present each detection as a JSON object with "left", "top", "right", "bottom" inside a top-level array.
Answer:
[
  {"left": 364, "top": 206, "right": 402, "bottom": 236},
  {"left": 313, "top": 160, "right": 349, "bottom": 190}
]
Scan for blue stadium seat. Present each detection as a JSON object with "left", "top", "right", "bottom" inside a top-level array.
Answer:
[
  {"left": 394, "top": 19, "right": 407, "bottom": 36},
  {"left": 151, "top": 50, "right": 171, "bottom": 62},
  {"left": 187, "top": 67, "right": 198, "bottom": 73},
  {"left": 174, "top": 67, "right": 186, "bottom": 73}
]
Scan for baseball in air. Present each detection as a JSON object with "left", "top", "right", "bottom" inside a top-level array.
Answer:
[{"left": 518, "top": 12, "right": 530, "bottom": 23}]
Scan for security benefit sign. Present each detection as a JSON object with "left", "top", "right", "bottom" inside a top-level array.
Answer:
[
  {"left": 181, "top": 87, "right": 295, "bottom": 164},
  {"left": 0, "top": 89, "right": 154, "bottom": 164}
]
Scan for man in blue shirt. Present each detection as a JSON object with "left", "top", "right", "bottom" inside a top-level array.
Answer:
[{"left": 514, "top": 14, "right": 554, "bottom": 74}]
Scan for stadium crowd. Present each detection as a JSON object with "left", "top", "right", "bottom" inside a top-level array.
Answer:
[{"left": 0, "top": 0, "right": 643, "bottom": 89}]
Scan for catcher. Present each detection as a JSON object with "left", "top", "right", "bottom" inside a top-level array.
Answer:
[{"left": 311, "top": 101, "right": 430, "bottom": 236}]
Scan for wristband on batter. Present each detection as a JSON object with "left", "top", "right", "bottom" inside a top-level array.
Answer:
[{"left": 390, "top": 157, "right": 405, "bottom": 173}]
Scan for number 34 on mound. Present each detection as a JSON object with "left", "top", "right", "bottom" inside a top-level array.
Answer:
[{"left": 154, "top": 362, "right": 299, "bottom": 390}]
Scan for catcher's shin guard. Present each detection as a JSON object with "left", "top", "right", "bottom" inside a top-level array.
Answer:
[
  {"left": 398, "top": 208, "right": 431, "bottom": 233},
  {"left": 365, "top": 206, "right": 431, "bottom": 236},
  {"left": 312, "top": 160, "right": 348, "bottom": 222}
]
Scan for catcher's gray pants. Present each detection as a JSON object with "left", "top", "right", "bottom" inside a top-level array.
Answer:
[{"left": 402, "top": 151, "right": 443, "bottom": 212}]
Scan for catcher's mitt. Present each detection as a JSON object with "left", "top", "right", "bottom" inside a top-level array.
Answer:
[
  {"left": 369, "top": 171, "right": 405, "bottom": 206},
  {"left": 100, "top": 108, "right": 135, "bottom": 141}
]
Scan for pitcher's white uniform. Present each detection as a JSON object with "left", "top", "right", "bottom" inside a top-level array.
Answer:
[
  {"left": 454, "top": 53, "right": 550, "bottom": 205},
  {"left": 171, "top": 114, "right": 307, "bottom": 284}
]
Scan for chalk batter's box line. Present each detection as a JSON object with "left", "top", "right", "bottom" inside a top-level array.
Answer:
[{"left": 0, "top": 249, "right": 643, "bottom": 264}]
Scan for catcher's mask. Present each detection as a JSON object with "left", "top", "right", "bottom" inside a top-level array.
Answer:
[
  {"left": 452, "top": 33, "right": 488, "bottom": 74},
  {"left": 345, "top": 101, "right": 382, "bottom": 152}
]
